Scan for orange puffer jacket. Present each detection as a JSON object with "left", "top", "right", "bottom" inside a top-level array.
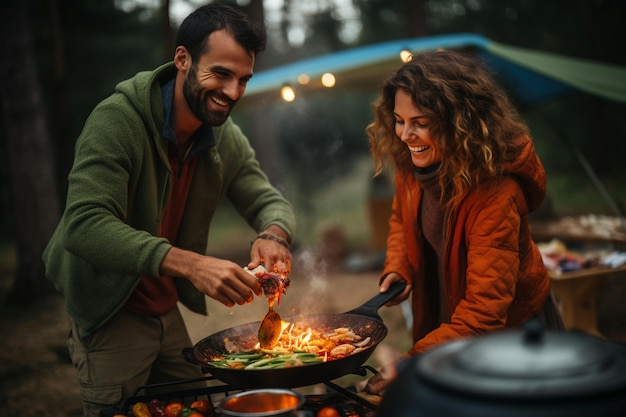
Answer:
[{"left": 383, "top": 135, "right": 551, "bottom": 355}]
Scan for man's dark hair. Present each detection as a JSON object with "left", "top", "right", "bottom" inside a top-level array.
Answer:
[{"left": 176, "top": 3, "right": 267, "bottom": 61}]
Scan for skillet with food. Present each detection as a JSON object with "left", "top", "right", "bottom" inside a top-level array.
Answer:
[{"left": 188, "top": 280, "right": 406, "bottom": 388}]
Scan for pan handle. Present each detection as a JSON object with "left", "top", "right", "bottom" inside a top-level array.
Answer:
[{"left": 344, "top": 280, "right": 406, "bottom": 320}]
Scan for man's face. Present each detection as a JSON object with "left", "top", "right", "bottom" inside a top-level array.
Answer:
[{"left": 182, "top": 29, "right": 255, "bottom": 126}]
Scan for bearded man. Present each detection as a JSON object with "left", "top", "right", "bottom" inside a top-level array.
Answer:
[{"left": 43, "top": 4, "right": 295, "bottom": 416}]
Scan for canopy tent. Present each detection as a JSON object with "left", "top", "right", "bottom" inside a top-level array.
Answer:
[
  {"left": 240, "top": 33, "right": 626, "bottom": 221},
  {"left": 241, "top": 33, "right": 626, "bottom": 108}
]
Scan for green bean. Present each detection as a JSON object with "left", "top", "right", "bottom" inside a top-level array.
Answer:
[
  {"left": 224, "top": 352, "right": 265, "bottom": 360},
  {"left": 244, "top": 352, "right": 323, "bottom": 369},
  {"left": 209, "top": 351, "right": 324, "bottom": 370}
]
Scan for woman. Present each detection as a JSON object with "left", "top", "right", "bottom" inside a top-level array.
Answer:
[{"left": 365, "top": 50, "right": 563, "bottom": 393}]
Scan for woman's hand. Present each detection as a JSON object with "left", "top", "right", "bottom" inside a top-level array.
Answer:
[
  {"left": 364, "top": 353, "right": 410, "bottom": 395},
  {"left": 380, "top": 272, "right": 411, "bottom": 306}
]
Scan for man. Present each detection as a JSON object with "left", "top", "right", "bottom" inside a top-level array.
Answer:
[{"left": 43, "top": 4, "right": 295, "bottom": 416}]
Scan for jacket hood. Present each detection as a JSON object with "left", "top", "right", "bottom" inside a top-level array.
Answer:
[
  {"left": 503, "top": 134, "right": 547, "bottom": 212},
  {"left": 114, "top": 62, "right": 177, "bottom": 141}
]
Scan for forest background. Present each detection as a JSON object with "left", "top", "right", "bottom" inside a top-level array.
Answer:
[{"left": 1, "top": 0, "right": 626, "bottom": 307}]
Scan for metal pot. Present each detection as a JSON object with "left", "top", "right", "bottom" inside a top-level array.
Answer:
[
  {"left": 189, "top": 281, "right": 406, "bottom": 388},
  {"left": 378, "top": 322, "right": 626, "bottom": 417},
  {"left": 217, "top": 389, "right": 304, "bottom": 417}
]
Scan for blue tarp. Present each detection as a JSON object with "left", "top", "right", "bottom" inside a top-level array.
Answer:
[{"left": 242, "top": 33, "right": 626, "bottom": 108}]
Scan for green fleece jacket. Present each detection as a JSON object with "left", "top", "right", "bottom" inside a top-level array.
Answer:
[{"left": 43, "top": 62, "right": 295, "bottom": 336}]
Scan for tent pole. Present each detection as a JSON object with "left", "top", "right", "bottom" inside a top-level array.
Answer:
[
  {"left": 570, "top": 144, "right": 626, "bottom": 228},
  {"left": 535, "top": 109, "right": 626, "bottom": 230}
]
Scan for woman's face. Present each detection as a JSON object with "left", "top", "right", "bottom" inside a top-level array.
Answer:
[{"left": 393, "top": 89, "right": 441, "bottom": 168}]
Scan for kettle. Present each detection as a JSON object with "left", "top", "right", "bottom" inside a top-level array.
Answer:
[{"left": 377, "top": 322, "right": 626, "bottom": 416}]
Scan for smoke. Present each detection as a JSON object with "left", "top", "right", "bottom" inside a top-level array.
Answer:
[{"left": 286, "top": 247, "right": 332, "bottom": 314}]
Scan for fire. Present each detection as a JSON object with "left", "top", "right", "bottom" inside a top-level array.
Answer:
[
  {"left": 256, "top": 321, "right": 312, "bottom": 352},
  {"left": 253, "top": 320, "right": 370, "bottom": 362},
  {"left": 215, "top": 323, "right": 372, "bottom": 369}
]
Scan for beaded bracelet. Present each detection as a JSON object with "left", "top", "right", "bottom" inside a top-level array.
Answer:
[{"left": 251, "top": 233, "right": 290, "bottom": 249}]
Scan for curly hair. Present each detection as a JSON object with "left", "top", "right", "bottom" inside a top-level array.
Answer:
[{"left": 366, "top": 50, "right": 529, "bottom": 211}]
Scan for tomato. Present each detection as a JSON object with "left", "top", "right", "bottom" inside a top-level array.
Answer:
[
  {"left": 189, "top": 400, "right": 213, "bottom": 416},
  {"left": 317, "top": 406, "right": 341, "bottom": 417},
  {"left": 187, "top": 413, "right": 204, "bottom": 417},
  {"left": 165, "top": 401, "right": 185, "bottom": 417}
]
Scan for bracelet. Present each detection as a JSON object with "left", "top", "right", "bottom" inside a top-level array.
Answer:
[{"left": 252, "top": 233, "right": 290, "bottom": 249}]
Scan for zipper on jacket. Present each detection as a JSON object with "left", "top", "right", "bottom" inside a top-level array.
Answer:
[
  {"left": 158, "top": 172, "right": 170, "bottom": 222},
  {"left": 176, "top": 142, "right": 194, "bottom": 179},
  {"left": 177, "top": 160, "right": 184, "bottom": 178}
]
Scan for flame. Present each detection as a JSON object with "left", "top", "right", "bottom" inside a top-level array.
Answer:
[{"left": 252, "top": 320, "right": 367, "bottom": 362}]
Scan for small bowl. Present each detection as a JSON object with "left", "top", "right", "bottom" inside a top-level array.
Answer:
[{"left": 217, "top": 389, "right": 305, "bottom": 417}]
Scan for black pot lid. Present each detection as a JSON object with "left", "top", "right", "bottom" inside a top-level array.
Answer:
[{"left": 416, "top": 323, "right": 626, "bottom": 399}]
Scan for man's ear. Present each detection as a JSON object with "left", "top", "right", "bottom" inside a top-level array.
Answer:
[{"left": 174, "top": 46, "right": 190, "bottom": 71}]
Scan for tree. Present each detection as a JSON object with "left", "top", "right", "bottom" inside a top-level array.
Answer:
[
  {"left": 0, "top": 0, "right": 60, "bottom": 303},
  {"left": 160, "top": 0, "right": 175, "bottom": 61},
  {"left": 231, "top": 0, "right": 287, "bottom": 186},
  {"left": 356, "top": 0, "right": 428, "bottom": 43},
  {"left": 0, "top": 0, "right": 165, "bottom": 304}
]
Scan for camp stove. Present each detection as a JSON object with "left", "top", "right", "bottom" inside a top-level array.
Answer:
[{"left": 100, "top": 366, "right": 379, "bottom": 417}]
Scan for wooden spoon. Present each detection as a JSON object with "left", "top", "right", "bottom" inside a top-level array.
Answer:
[{"left": 258, "top": 306, "right": 282, "bottom": 349}]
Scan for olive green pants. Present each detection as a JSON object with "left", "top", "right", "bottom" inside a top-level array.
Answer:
[{"left": 67, "top": 306, "right": 203, "bottom": 417}]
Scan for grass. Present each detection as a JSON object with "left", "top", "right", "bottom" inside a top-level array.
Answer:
[{"left": 208, "top": 156, "right": 626, "bottom": 257}]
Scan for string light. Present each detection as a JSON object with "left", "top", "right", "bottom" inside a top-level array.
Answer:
[
  {"left": 400, "top": 49, "right": 413, "bottom": 63},
  {"left": 321, "top": 72, "right": 336, "bottom": 87},
  {"left": 280, "top": 85, "right": 296, "bottom": 102},
  {"left": 297, "top": 74, "right": 310, "bottom": 85}
]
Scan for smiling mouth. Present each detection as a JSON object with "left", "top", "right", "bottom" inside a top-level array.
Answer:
[
  {"left": 409, "top": 145, "right": 429, "bottom": 153},
  {"left": 210, "top": 95, "right": 230, "bottom": 107}
]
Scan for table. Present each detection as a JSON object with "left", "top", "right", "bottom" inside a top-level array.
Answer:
[{"left": 549, "top": 264, "right": 626, "bottom": 337}]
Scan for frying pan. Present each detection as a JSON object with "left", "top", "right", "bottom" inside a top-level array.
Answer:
[{"left": 189, "top": 281, "right": 406, "bottom": 388}]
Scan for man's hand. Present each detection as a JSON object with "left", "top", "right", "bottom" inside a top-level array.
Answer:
[
  {"left": 248, "top": 225, "right": 292, "bottom": 276},
  {"left": 160, "top": 247, "right": 262, "bottom": 307}
]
